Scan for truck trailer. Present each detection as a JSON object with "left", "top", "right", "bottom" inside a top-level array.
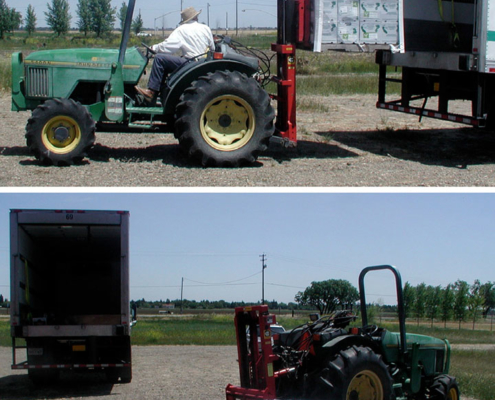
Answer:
[
  {"left": 375, "top": 0, "right": 495, "bottom": 128},
  {"left": 9, "top": 209, "right": 133, "bottom": 384}
]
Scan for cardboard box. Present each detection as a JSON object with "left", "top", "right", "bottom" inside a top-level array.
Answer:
[
  {"left": 377, "top": 20, "right": 398, "bottom": 43},
  {"left": 360, "top": 20, "right": 381, "bottom": 42},
  {"left": 360, "top": 1, "right": 381, "bottom": 19},
  {"left": 338, "top": 0, "right": 359, "bottom": 18},
  {"left": 338, "top": 18, "right": 359, "bottom": 42},
  {"left": 380, "top": 0, "right": 398, "bottom": 19},
  {"left": 323, "top": 0, "right": 338, "bottom": 19},
  {"left": 322, "top": 19, "right": 338, "bottom": 42}
]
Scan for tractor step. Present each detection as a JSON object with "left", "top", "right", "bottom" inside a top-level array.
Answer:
[
  {"left": 126, "top": 106, "right": 163, "bottom": 115},
  {"left": 127, "top": 106, "right": 164, "bottom": 129}
]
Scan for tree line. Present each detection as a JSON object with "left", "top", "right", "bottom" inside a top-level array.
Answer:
[
  {"left": 0, "top": 294, "right": 8, "bottom": 308},
  {"left": 403, "top": 279, "right": 495, "bottom": 329},
  {"left": 0, "top": 0, "right": 145, "bottom": 39},
  {"left": 131, "top": 298, "right": 314, "bottom": 311},
  {"left": 131, "top": 278, "right": 495, "bottom": 330}
]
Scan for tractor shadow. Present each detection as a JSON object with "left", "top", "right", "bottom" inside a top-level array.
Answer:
[
  {"left": 88, "top": 143, "right": 182, "bottom": 165},
  {"left": 5, "top": 126, "right": 494, "bottom": 169},
  {"left": 265, "top": 139, "right": 360, "bottom": 163},
  {"left": 88, "top": 143, "right": 264, "bottom": 168},
  {"left": 0, "top": 371, "right": 114, "bottom": 399},
  {"left": 319, "top": 127, "right": 495, "bottom": 168}
]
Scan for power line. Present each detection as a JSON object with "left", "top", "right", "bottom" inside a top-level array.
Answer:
[
  {"left": 184, "top": 271, "right": 261, "bottom": 285},
  {"left": 266, "top": 282, "right": 305, "bottom": 289}
]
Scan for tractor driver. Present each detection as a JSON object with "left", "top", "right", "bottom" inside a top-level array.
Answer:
[{"left": 135, "top": 6, "right": 215, "bottom": 104}]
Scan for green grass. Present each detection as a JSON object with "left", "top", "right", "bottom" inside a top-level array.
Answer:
[
  {"left": 0, "top": 32, "right": 399, "bottom": 95},
  {"left": 0, "top": 58, "right": 11, "bottom": 92},
  {"left": 375, "top": 322, "right": 495, "bottom": 344},
  {"left": 0, "top": 320, "right": 10, "bottom": 346},
  {"left": 451, "top": 349, "right": 495, "bottom": 400},
  {"left": 132, "top": 314, "right": 308, "bottom": 345},
  {"left": 236, "top": 33, "right": 277, "bottom": 49},
  {"left": 131, "top": 314, "right": 235, "bottom": 345},
  {"left": 297, "top": 50, "right": 378, "bottom": 75},
  {"left": 297, "top": 74, "right": 380, "bottom": 95}
]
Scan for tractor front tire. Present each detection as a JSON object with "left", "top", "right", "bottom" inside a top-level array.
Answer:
[
  {"left": 429, "top": 375, "right": 460, "bottom": 400},
  {"left": 319, "top": 345, "right": 394, "bottom": 400},
  {"left": 175, "top": 70, "right": 275, "bottom": 167},
  {"left": 26, "top": 98, "right": 96, "bottom": 166}
]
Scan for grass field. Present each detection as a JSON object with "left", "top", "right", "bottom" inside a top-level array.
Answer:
[
  {"left": 0, "top": 314, "right": 493, "bottom": 399},
  {"left": 0, "top": 31, "right": 400, "bottom": 96},
  {"left": 450, "top": 349, "right": 495, "bottom": 400}
]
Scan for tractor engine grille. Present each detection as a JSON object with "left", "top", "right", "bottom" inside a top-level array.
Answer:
[{"left": 27, "top": 67, "right": 49, "bottom": 98}]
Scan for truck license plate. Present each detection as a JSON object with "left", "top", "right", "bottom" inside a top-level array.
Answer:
[{"left": 28, "top": 348, "right": 43, "bottom": 356}]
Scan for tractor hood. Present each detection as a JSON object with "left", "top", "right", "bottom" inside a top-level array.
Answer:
[
  {"left": 382, "top": 331, "right": 447, "bottom": 351},
  {"left": 24, "top": 47, "right": 145, "bottom": 74},
  {"left": 381, "top": 331, "right": 449, "bottom": 376},
  {"left": 14, "top": 47, "right": 147, "bottom": 104}
]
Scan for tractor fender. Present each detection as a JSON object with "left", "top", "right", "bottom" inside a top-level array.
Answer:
[
  {"left": 321, "top": 334, "right": 381, "bottom": 357},
  {"left": 162, "top": 59, "right": 259, "bottom": 119}
]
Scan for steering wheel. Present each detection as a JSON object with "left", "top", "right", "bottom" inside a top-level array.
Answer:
[
  {"left": 362, "top": 324, "right": 379, "bottom": 336},
  {"left": 213, "top": 34, "right": 224, "bottom": 43},
  {"left": 141, "top": 42, "right": 156, "bottom": 58}
]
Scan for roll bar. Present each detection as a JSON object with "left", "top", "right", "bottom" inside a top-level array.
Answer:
[
  {"left": 359, "top": 265, "right": 407, "bottom": 357},
  {"left": 118, "top": 0, "right": 136, "bottom": 65}
]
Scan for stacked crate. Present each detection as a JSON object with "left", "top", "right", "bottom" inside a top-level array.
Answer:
[{"left": 321, "top": 0, "right": 398, "bottom": 44}]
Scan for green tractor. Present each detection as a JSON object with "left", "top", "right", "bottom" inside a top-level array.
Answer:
[
  {"left": 226, "top": 265, "right": 460, "bottom": 400},
  {"left": 11, "top": 0, "right": 274, "bottom": 167}
]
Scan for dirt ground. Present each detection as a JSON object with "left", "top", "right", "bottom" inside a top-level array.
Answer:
[
  {"left": 0, "top": 345, "right": 240, "bottom": 400},
  {"left": 3, "top": 93, "right": 495, "bottom": 187}
]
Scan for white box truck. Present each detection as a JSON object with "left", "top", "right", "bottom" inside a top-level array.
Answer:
[
  {"left": 10, "top": 209, "right": 134, "bottom": 384},
  {"left": 376, "top": 0, "right": 495, "bottom": 127}
]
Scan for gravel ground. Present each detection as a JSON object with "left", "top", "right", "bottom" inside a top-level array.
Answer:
[
  {"left": 0, "top": 344, "right": 485, "bottom": 400},
  {"left": 0, "top": 345, "right": 240, "bottom": 400},
  {"left": 3, "top": 93, "right": 495, "bottom": 187}
]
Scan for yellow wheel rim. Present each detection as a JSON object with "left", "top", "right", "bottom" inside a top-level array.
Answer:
[
  {"left": 41, "top": 115, "right": 81, "bottom": 154},
  {"left": 200, "top": 95, "right": 255, "bottom": 151},
  {"left": 347, "top": 370, "right": 384, "bottom": 400},
  {"left": 447, "top": 387, "right": 458, "bottom": 400}
]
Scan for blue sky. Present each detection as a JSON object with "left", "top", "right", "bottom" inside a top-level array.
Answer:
[
  {"left": 11, "top": 0, "right": 278, "bottom": 30},
  {"left": 0, "top": 192, "right": 493, "bottom": 306}
]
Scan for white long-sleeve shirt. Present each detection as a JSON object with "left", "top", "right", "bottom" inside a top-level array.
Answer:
[{"left": 152, "top": 20, "right": 215, "bottom": 59}]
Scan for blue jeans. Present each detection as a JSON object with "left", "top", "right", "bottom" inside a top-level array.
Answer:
[{"left": 148, "top": 54, "right": 187, "bottom": 92}]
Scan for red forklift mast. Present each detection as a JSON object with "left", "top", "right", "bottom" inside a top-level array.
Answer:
[
  {"left": 225, "top": 306, "right": 279, "bottom": 400},
  {"left": 272, "top": 0, "right": 313, "bottom": 147}
]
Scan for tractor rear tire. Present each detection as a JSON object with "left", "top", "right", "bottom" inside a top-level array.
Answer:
[
  {"left": 26, "top": 98, "right": 95, "bottom": 166},
  {"left": 319, "top": 345, "right": 394, "bottom": 400},
  {"left": 174, "top": 70, "right": 275, "bottom": 167},
  {"left": 429, "top": 375, "right": 460, "bottom": 400}
]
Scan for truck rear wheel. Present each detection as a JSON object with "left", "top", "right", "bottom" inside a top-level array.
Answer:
[
  {"left": 429, "top": 375, "right": 459, "bottom": 400},
  {"left": 28, "top": 369, "right": 59, "bottom": 385},
  {"left": 175, "top": 70, "right": 274, "bottom": 167},
  {"left": 320, "top": 346, "right": 394, "bottom": 400},
  {"left": 106, "top": 366, "right": 132, "bottom": 384},
  {"left": 26, "top": 98, "right": 95, "bottom": 166}
]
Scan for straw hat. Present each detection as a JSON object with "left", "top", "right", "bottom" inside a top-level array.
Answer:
[{"left": 180, "top": 7, "right": 201, "bottom": 24}]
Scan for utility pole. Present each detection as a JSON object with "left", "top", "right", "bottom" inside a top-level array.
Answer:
[
  {"left": 207, "top": 3, "right": 210, "bottom": 26},
  {"left": 180, "top": 277, "right": 184, "bottom": 314},
  {"left": 235, "top": 0, "right": 238, "bottom": 36},
  {"left": 260, "top": 254, "right": 267, "bottom": 304}
]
